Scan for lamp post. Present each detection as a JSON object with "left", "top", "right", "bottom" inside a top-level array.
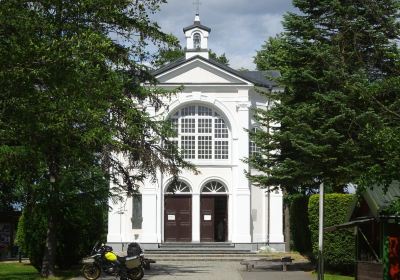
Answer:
[{"left": 318, "top": 182, "right": 324, "bottom": 280}]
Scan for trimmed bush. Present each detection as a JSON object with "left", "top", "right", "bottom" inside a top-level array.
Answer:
[
  {"left": 289, "top": 194, "right": 312, "bottom": 256},
  {"left": 308, "top": 193, "right": 355, "bottom": 273}
]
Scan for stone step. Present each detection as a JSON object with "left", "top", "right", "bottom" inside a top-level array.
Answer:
[
  {"left": 158, "top": 242, "right": 236, "bottom": 248},
  {"left": 145, "top": 253, "right": 256, "bottom": 258},
  {"left": 144, "top": 250, "right": 253, "bottom": 254}
]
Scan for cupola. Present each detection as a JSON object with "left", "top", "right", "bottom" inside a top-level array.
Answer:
[{"left": 183, "top": 14, "right": 211, "bottom": 59}]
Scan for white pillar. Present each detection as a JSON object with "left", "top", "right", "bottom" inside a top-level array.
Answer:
[
  {"left": 269, "top": 190, "right": 284, "bottom": 242},
  {"left": 192, "top": 193, "right": 200, "bottom": 242},
  {"left": 140, "top": 191, "right": 158, "bottom": 242},
  {"left": 232, "top": 102, "right": 251, "bottom": 243}
]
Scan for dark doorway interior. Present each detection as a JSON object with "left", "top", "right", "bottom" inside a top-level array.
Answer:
[{"left": 200, "top": 195, "right": 227, "bottom": 242}]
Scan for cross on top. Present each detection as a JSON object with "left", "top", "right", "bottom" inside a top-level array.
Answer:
[{"left": 193, "top": 0, "right": 201, "bottom": 15}]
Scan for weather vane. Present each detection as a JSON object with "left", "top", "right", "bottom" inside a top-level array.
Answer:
[{"left": 193, "top": 0, "right": 201, "bottom": 15}]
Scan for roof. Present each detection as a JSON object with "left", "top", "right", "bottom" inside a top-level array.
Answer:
[
  {"left": 362, "top": 181, "right": 400, "bottom": 217},
  {"left": 183, "top": 20, "right": 211, "bottom": 33},
  {"left": 152, "top": 55, "right": 279, "bottom": 89}
]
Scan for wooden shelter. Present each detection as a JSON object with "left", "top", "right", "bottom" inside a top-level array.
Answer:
[
  {"left": 325, "top": 182, "right": 400, "bottom": 280},
  {"left": 0, "top": 211, "right": 20, "bottom": 259}
]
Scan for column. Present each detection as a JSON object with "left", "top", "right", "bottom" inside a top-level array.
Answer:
[
  {"left": 232, "top": 102, "right": 251, "bottom": 243},
  {"left": 192, "top": 193, "right": 200, "bottom": 242}
]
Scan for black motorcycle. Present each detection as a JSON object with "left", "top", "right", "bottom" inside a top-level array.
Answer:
[{"left": 81, "top": 242, "right": 144, "bottom": 280}]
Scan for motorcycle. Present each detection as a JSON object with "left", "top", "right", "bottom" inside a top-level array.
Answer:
[{"left": 81, "top": 242, "right": 144, "bottom": 280}]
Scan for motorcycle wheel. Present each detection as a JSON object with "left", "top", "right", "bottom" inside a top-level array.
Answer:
[
  {"left": 82, "top": 264, "right": 101, "bottom": 280},
  {"left": 128, "top": 267, "right": 144, "bottom": 280}
]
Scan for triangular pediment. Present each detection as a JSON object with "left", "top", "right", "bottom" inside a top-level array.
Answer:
[{"left": 154, "top": 57, "right": 253, "bottom": 85}]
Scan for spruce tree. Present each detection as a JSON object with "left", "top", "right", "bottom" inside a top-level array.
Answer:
[{"left": 250, "top": 0, "right": 400, "bottom": 192}]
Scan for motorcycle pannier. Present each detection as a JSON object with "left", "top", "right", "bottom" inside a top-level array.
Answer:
[{"left": 125, "top": 256, "right": 141, "bottom": 269}]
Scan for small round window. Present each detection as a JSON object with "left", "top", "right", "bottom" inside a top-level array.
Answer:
[
  {"left": 202, "top": 181, "right": 227, "bottom": 193},
  {"left": 166, "top": 181, "right": 191, "bottom": 194}
]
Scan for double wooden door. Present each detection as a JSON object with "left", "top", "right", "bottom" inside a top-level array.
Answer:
[
  {"left": 164, "top": 195, "right": 192, "bottom": 242},
  {"left": 200, "top": 195, "right": 228, "bottom": 242}
]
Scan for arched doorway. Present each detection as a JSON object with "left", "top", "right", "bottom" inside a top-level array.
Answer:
[
  {"left": 164, "top": 181, "right": 192, "bottom": 242},
  {"left": 200, "top": 181, "right": 228, "bottom": 242}
]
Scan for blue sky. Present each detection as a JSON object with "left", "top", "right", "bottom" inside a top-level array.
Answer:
[{"left": 152, "top": 0, "right": 296, "bottom": 70}]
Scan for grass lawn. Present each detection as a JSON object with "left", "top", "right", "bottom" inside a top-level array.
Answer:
[
  {"left": 0, "top": 262, "right": 81, "bottom": 280},
  {"left": 324, "top": 274, "right": 354, "bottom": 280}
]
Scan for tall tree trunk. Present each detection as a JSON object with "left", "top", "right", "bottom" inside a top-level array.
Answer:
[
  {"left": 41, "top": 211, "right": 56, "bottom": 277},
  {"left": 283, "top": 191, "right": 291, "bottom": 252}
]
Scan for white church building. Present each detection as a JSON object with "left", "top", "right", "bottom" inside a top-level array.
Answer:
[{"left": 107, "top": 14, "right": 285, "bottom": 251}]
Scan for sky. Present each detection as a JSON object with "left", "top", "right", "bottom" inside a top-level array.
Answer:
[{"left": 152, "top": 0, "right": 296, "bottom": 70}]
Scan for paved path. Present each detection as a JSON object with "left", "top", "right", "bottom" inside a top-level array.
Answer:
[{"left": 73, "top": 261, "right": 314, "bottom": 280}]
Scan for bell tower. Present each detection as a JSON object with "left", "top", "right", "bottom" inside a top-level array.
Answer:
[{"left": 183, "top": 12, "right": 211, "bottom": 59}]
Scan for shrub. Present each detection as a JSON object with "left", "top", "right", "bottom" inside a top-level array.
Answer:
[{"left": 308, "top": 193, "right": 355, "bottom": 273}]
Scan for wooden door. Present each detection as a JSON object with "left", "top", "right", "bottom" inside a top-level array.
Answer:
[
  {"left": 164, "top": 195, "right": 192, "bottom": 242},
  {"left": 200, "top": 196, "right": 215, "bottom": 242}
]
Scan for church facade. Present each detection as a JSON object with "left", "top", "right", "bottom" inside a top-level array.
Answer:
[{"left": 107, "top": 14, "right": 285, "bottom": 251}]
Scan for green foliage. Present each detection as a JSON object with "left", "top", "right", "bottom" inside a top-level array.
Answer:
[
  {"left": 208, "top": 50, "right": 230, "bottom": 66},
  {"left": 0, "top": 0, "right": 192, "bottom": 275},
  {"left": 288, "top": 194, "right": 312, "bottom": 255},
  {"left": 384, "top": 197, "right": 400, "bottom": 215},
  {"left": 308, "top": 194, "right": 355, "bottom": 273},
  {"left": 15, "top": 166, "right": 108, "bottom": 270},
  {"left": 248, "top": 0, "right": 400, "bottom": 193}
]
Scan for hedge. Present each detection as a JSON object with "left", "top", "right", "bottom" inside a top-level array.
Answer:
[{"left": 308, "top": 193, "right": 355, "bottom": 273}]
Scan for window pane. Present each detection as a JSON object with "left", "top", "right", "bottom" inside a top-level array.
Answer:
[
  {"left": 181, "top": 118, "right": 195, "bottom": 133},
  {"left": 215, "top": 140, "right": 228, "bottom": 159},
  {"left": 131, "top": 195, "right": 142, "bottom": 229},
  {"left": 198, "top": 106, "right": 212, "bottom": 116},
  {"left": 181, "top": 136, "right": 195, "bottom": 159},
  {"left": 215, "top": 117, "right": 228, "bottom": 138},
  {"left": 198, "top": 136, "right": 212, "bottom": 159},
  {"left": 198, "top": 118, "right": 212, "bottom": 133},
  {"left": 181, "top": 106, "right": 195, "bottom": 116}
]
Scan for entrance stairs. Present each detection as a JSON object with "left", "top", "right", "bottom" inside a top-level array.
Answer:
[{"left": 144, "top": 243, "right": 256, "bottom": 262}]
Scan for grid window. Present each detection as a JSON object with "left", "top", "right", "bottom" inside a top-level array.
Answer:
[
  {"left": 198, "top": 118, "right": 212, "bottom": 133},
  {"left": 181, "top": 136, "right": 195, "bottom": 159},
  {"left": 249, "top": 128, "right": 261, "bottom": 156},
  {"left": 181, "top": 118, "right": 195, "bottom": 133},
  {"left": 198, "top": 136, "right": 212, "bottom": 159},
  {"left": 168, "top": 105, "right": 229, "bottom": 160},
  {"left": 215, "top": 140, "right": 229, "bottom": 159}
]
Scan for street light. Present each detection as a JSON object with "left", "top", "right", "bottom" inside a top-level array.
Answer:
[{"left": 318, "top": 182, "right": 324, "bottom": 280}]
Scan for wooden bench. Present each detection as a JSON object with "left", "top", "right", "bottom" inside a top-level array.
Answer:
[{"left": 240, "top": 256, "right": 293, "bottom": 272}]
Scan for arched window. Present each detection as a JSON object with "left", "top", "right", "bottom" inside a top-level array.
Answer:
[
  {"left": 169, "top": 105, "right": 229, "bottom": 160},
  {"left": 193, "top": 33, "right": 201, "bottom": 49},
  {"left": 165, "top": 180, "right": 191, "bottom": 194},
  {"left": 202, "top": 181, "right": 227, "bottom": 193}
]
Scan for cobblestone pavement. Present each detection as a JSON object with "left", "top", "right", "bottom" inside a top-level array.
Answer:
[{"left": 73, "top": 261, "right": 314, "bottom": 280}]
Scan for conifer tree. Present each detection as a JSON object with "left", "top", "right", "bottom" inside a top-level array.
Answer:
[
  {"left": 250, "top": 0, "right": 400, "bottom": 193},
  {"left": 0, "top": 0, "right": 192, "bottom": 276}
]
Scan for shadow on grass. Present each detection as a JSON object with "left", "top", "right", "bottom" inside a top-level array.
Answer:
[{"left": 0, "top": 262, "right": 81, "bottom": 280}]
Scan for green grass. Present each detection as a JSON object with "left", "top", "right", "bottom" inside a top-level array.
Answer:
[
  {"left": 321, "top": 273, "right": 354, "bottom": 280},
  {"left": 0, "top": 262, "right": 81, "bottom": 280}
]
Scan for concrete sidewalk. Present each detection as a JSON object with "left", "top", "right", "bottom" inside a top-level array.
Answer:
[{"left": 72, "top": 260, "right": 314, "bottom": 280}]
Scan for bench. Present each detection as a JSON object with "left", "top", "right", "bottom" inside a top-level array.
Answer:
[{"left": 240, "top": 256, "right": 293, "bottom": 272}]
